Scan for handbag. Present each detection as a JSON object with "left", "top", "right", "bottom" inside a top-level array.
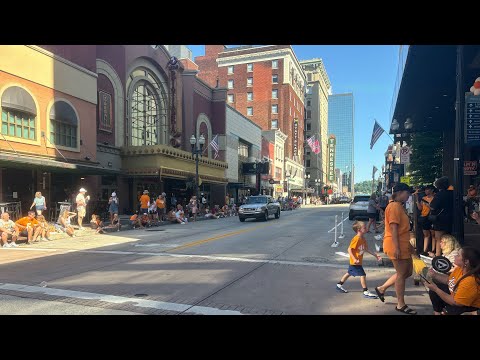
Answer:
[{"left": 428, "top": 208, "right": 444, "bottom": 223}]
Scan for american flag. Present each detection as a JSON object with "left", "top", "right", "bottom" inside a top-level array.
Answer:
[
  {"left": 307, "top": 135, "right": 316, "bottom": 149},
  {"left": 313, "top": 139, "right": 320, "bottom": 154},
  {"left": 210, "top": 134, "right": 219, "bottom": 159},
  {"left": 370, "top": 120, "right": 385, "bottom": 149}
]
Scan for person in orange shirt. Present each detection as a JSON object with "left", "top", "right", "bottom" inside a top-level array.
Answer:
[
  {"left": 416, "top": 185, "right": 436, "bottom": 255},
  {"left": 15, "top": 211, "right": 42, "bottom": 244},
  {"left": 374, "top": 183, "right": 417, "bottom": 315},
  {"left": 139, "top": 190, "right": 150, "bottom": 214},
  {"left": 336, "top": 221, "right": 382, "bottom": 299},
  {"left": 424, "top": 247, "right": 480, "bottom": 315},
  {"left": 156, "top": 194, "right": 166, "bottom": 222}
]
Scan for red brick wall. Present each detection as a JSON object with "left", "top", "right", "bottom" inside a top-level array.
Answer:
[
  {"left": 262, "top": 137, "right": 275, "bottom": 177},
  {"left": 96, "top": 73, "right": 115, "bottom": 146}
]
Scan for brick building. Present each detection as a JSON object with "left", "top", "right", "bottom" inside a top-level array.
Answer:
[{"left": 195, "top": 45, "right": 307, "bottom": 190}]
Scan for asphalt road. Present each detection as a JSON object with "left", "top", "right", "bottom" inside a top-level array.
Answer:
[{"left": 0, "top": 205, "right": 432, "bottom": 315}]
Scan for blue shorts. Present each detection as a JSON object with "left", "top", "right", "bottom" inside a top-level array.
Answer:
[{"left": 348, "top": 265, "right": 366, "bottom": 277}]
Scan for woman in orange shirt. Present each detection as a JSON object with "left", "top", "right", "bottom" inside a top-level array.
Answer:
[
  {"left": 375, "top": 183, "right": 416, "bottom": 314},
  {"left": 424, "top": 246, "right": 480, "bottom": 315}
]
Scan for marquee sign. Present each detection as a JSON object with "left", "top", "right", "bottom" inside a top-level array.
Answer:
[{"left": 328, "top": 136, "right": 336, "bottom": 182}]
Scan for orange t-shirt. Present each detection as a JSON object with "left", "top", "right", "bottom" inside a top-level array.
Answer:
[
  {"left": 15, "top": 217, "right": 39, "bottom": 227},
  {"left": 156, "top": 199, "right": 165, "bottom": 209},
  {"left": 447, "top": 185, "right": 454, "bottom": 190},
  {"left": 349, "top": 234, "right": 367, "bottom": 265},
  {"left": 140, "top": 195, "right": 150, "bottom": 209},
  {"left": 383, "top": 201, "right": 411, "bottom": 260},
  {"left": 130, "top": 214, "right": 138, "bottom": 221},
  {"left": 421, "top": 195, "right": 433, "bottom": 217},
  {"left": 448, "top": 267, "right": 480, "bottom": 308}
]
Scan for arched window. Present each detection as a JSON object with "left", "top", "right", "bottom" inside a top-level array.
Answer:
[
  {"left": 127, "top": 67, "right": 168, "bottom": 146},
  {"left": 49, "top": 101, "right": 78, "bottom": 148},
  {"left": 196, "top": 114, "right": 212, "bottom": 158},
  {"left": 1, "top": 86, "right": 37, "bottom": 140}
]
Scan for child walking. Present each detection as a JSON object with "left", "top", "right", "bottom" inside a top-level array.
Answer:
[{"left": 336, "top": 220, "right": 382, "bottom": 299}]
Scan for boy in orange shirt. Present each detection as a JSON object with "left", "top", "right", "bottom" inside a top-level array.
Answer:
[{"left": 336, "top": 220, "right": 382, "bottom": 298}]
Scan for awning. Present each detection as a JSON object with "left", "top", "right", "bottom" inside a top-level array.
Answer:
[
  {"left": 0, "top": 152, "right": 120, "bottom": 175},
  {"left": 1, "top": 86, "right": 37, "bottom": 115}
]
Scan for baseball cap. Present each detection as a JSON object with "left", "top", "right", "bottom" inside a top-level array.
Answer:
[
  {"left": 393, "top": 183, "right": 412, "bottom": 193},
  {"left": 79, "top": 188, "right": 87, "bottom": 192},
  {"left": 112, "top": 192, "right": 117, "bottom": 197}
]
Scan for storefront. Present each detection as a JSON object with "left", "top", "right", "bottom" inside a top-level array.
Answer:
[{"left": 390, "top": 45, "right": 480, "bottom": 248}]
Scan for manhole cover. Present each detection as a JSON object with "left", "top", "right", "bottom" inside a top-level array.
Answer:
[
  {"left": 134, "top": 293, "right": 148, "bottom": 297},
  {"left": 145, "top": 229, "right": 166, "bottom": 231}
]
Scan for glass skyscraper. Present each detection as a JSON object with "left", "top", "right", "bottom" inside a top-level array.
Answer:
[{"left": 328, "top": 93, "right": 354, "bottom": 194}]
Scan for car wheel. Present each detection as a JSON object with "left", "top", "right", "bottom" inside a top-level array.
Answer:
[
  {"left": 263, "top": 211, "right": 268, "bottom": 221},
  {"left": 239, "top": 217, "right": 245, "bottom": 222},
  {"left": 275, "top": 209, "right": 280, "bottom": 219},
  {"left": 349, "top": 212, "right": 354, "bottom": 220}
]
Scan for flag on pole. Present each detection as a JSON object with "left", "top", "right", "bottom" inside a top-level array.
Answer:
[
  {"left": 370, "top": 120, "right": 385, "bottom": 149},
  {"left": 307, "top": 135, "right": 316, "bottom": 151},
  {"left": 210, "top": 134, "right": 219, "bottom": 159},
  {"left": 373, "top": 165, "right": 378, "bottom": 178}
]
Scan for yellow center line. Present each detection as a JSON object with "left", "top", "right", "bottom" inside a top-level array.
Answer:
[{"left": 165, "top": 222, "right": 274, "bottom": 252}]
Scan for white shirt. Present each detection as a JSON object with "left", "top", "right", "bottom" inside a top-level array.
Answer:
[
  {"left": 202, "top": 197, "right": 207, "bottom": 204},
  {"left": 76, "top": 193, "right": 86, "bottom": 207}
]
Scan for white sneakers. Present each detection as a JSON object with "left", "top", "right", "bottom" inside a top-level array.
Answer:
[
  {"left": 2, "top": 243, "right": 11, "bottom": 248},
  {"left": 363, "top": 291, "right": 378, "bottom": 299},
  {"left": 336, "top": 284, "right": 348, "bottom": 293},
  {"left": 9, "top": 242, "right": 18, "bottom": 248}
]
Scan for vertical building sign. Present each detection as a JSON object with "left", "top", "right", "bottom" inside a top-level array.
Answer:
[
  {"left": 98, "top": 91, "right": 112, "bottom": 132},
  {"left": 328, "top": 135, "right": 336, "bottom": 182},
  {"left": 293, "top": 118, "right": 299, "bottom": 157}
]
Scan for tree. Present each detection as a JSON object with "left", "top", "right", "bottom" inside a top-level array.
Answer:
[
  {"left": 408, "top": 132, "right": 443, "bottom": 185},
  {"left": 354, "top": 180, "right": 373, "bottom": 194}
]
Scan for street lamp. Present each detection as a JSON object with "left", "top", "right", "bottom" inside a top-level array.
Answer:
[
  {"left": 315, "top": 178, "right": 321, "bottom": 197},
  {"left": 304, "top": 173, "right": 310, "bottom": 205},
  {"left": 190, "top": 134, "right": 205, "bottom": 204}
]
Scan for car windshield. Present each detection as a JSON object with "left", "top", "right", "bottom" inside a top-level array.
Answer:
[
  {"left": 353, "top": 196, "right": 370, "bottom": 203},
  {"left": 246, "top": 197, "right": 268, "bottom": 204}
]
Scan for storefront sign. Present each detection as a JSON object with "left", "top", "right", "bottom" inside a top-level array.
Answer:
[
  {"left": 98, "top": 91, "right": 113, "bottom": 132},
  {"left": 464, "top": 160, "right": 478, "bottom": 176},
  {"left": 465, "top": 93, "right": 480, "bottom": 143},
  {"left": 400, "top": 146, "right": 410, "bottom": 165},
  {"left": 293, "top": 118, "right": 299, "bottom": 157},
  {"left": 328, "top": 136, "right": 336, "bottom": 182}
]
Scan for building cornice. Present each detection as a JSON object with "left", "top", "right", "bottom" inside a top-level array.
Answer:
[{"left": 29, "top": 46, "right": 98, "bottom": 79}]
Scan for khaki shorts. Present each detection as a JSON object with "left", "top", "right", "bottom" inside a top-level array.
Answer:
[{"left": 77, "top": 206, "right": 86, "bottom": 217}]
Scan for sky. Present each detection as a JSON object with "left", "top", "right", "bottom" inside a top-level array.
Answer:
[{"left": 188, "top": 45, "right": 399, "bottom": 183}]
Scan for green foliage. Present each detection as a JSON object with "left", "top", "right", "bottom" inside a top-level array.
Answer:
[
  {"left": 408, "top": 132, "right": 443, "bottom": 186},
  {"left": 354, "top": 180, "right": 374, "bottom": 195}
]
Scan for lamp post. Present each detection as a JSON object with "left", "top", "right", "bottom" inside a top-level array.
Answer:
[
  {"left": 190, "top": 134, "right": 205, "bottom": 204},
  {"left": 285, "top": 171, "right": 291, "bottom": 199},
  {"left": 315, "top": 178, "right": 321, "bottom": 197},
  {"left": 303, "top": 174, "right": 310, "bottom": 205}
]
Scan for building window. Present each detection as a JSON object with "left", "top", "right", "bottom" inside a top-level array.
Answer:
[
  {"left": 289, "top": 107, "right": 291, "bottom": 116},
  {"left": 49, "top": 102, "right": 78, "bottom": 148},
  {"left": 238, "top": 142, "right": 249, "bottom": 157},
  {"left": 272, "top": 74, "right": 278, "bottom": 83},
  {"left": 306, "top": 123, "right": 311, "bottom": 131},
  {"left": 272, "top": 104, "right": 278, "bottom": 114},
  {"left": 271, "top": 119, "right": 278, "bottom": 129},
  {"left": 307, "top": 73, "right": 312, "bottom": 81},
  {"left": 247, "top": 77, "right": 253, "bottom": 87},
  {"left": 272, "top": 60, "right": 278, "bottom": 69},
  {"left": 1, "top": 86, "right": 37, "bottom": 141},
  {"left": 1, "top": 109, "right": 36, "bottom": 140},
  {"left": 306, "top": 160, "right": 311, "bottom": 167},
  {"left": 228, "top": 94, "right": 234, "bottom": 103},
  {"left": 247, "top": 63, "right": 253, "bottom": 72},
  {"left": 228, "top": 80, "right": 234, "bottom": 89},
  {"left": 275, "top": 166, "right": 282, "bottom": 179},
  {"left": 247, "top": 107, "right": 253, "bottom": 116},
  {"left": 307, "top": 110, "right": 312, "bottom": 119},
  {"left": 272, "top": 89, "right": 278, "bottom": 99},
  {"left": 307, "top": 100, "right": 311, "bottom": 106},
  {"left": 247, "top": 92, "right": 253, "bottom": 101},
  {"left": 228, "top": 65, "right": 234, "bottom": 74},
  {"left": 289, "top": 92, "right": 292, "bottom": 101}
]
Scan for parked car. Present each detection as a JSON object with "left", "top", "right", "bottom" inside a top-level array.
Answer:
[
  {"left": 238, "top": 195, "right": 281, "bottom": 222},
  {"left": 338, "top": 197, "right": 351, "bottom": 204},
  {"left": 348, "top": 195, "right": 371, "bottom": 220}
]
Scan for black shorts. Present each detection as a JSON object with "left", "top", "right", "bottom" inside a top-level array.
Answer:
[
  {"left": 368, "top": 213, "right": 377, "bottom": 219},
  {"left": 421, "top": 220, "right": 432, "bottom": 231},
  {"left": 348, "top": 265, "right": 366, "bottom": 277}
]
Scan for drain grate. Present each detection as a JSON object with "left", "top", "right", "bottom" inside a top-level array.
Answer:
[{"left": 134, "top": 293, "right": 148, "bottom": 297}]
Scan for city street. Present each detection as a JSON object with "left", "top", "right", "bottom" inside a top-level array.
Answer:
[{"left": 0, "top": 205, "right": 432, "bottom": 315}]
